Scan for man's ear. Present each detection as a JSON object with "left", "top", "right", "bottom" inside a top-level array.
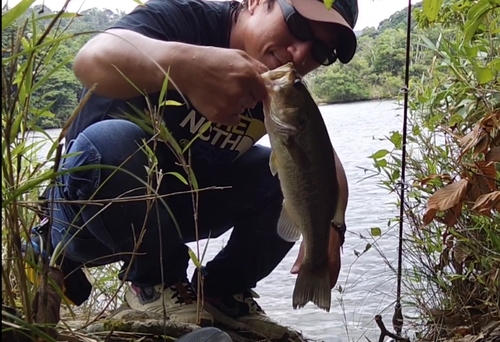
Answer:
[{"left": 247, "top": 0, "right": 262, "bottom": 15}]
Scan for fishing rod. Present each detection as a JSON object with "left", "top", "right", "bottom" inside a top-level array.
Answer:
[
  {"left": 375, "top": 0, "right": 412, "bottom": 340},
  {"left": 395, "top": 0, "right": 413, "bottom": 334}
]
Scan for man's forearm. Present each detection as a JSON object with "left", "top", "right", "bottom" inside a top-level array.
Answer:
[{"left": 73, "top": 29, "right": 197, "bottom": 99}]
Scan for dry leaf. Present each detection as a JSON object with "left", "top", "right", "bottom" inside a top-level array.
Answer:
[
  {"left": 459, "top": 111, "right": 500, "bottom": 158},
  {"left": 453, "top": 241, "right": 470, "bottom": 264},
  {"left": 442, "top": 203, "right": 463, "bottom": 226},
  {"left": 459, "top": 127, "right": 488, "bottom": 158},
  {"left": 471, "top": 191, "right": 500, "bottom": 215},
  {"left": 418, "top": 173, "right": 452, "bottom": 186},
  {"left": 485, "top": 146, "right": 500, "bottom": 163},
  {"left": 428, "top": 179, "right": 470, "bottom": 211},
  {"left": 475, "top": 133, "right": 491, "bottom": 156},
  {"left": 467, "top": 175, "right": 493, "bottom": 205},
  {"left": 492, "top": 131, "right": 500, "bottom": 147},
  {"left": 475, "top": 161, "right": 498, "bottom": 191},
  {"left": 423, "top": 179, "right": 469, "bottom": 225},
  {"left": 459, "top": 128, "right": 482, "bottom": 155},
  {"left": 423, "top": 208, "right": 437, "bottom": 225},
  {"left": 479, "top": 111, "right": 500, "bottom": 133},
  {"left": 453, "top": 326, "right": 472, "bottom": 337}
]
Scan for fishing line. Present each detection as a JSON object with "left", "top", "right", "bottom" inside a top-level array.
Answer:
[{"left": 392, "top": 0, "right": 413, "bottom": 336}]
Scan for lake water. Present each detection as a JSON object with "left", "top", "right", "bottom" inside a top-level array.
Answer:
[{"left": 36, "top": 99, "right": 407, "bottom": 342}]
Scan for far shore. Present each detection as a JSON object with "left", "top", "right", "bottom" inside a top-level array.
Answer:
[{"left": 317, "top": 96, "right": 396, "bottom": 106}]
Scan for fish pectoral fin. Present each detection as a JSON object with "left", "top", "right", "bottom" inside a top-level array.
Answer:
[
  {"left": 331, "top": 181, "right": 346, "bottom": 228},
  {"left": 277, "top": 203, "right": 301, "bottom": 242},
  {"left": 269, "top": 150, "right": 279, "bottom": 177}
]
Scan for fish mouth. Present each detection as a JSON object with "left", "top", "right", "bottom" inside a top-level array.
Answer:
[{"left": 261, "top": 62, "right": 299, "bottom": 87}]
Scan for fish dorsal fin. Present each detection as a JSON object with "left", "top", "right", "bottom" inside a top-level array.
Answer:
[
  {"left": 277, "top": 201, "right": 301, "bottom": 242},
  {"left": 269, "top": 150, "right": 279, "bottom": 177}
]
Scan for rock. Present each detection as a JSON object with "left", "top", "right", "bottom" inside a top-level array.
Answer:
[
  {"left": 84, "top": 308, "right": 200, "bottom": 338},
  {"left": 58, "top": 307, "right": 309, "bottom": 342}
]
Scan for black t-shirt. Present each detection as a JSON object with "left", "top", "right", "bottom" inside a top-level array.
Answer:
[{"left": 67, "top": 0, "right": 267, "bottom": 165}]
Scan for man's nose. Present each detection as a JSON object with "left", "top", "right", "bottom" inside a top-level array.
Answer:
[{"left": 287, "top": 40, "right": 313, "bottom": 67}]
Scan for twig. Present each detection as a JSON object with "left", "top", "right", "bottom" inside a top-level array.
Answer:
[{"left": 375, "top": 315, "right": 410, "bottom": 342}]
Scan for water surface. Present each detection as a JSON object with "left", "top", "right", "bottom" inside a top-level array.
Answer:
[{"left": 37, "top": 99, "right": 406, "bottom": 342}]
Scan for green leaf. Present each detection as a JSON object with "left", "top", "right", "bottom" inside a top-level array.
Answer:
[
  {"left": 160, "top": 100, "right": 184, "bottom": 107},
  {"left": 9, "top": 110, "right": 25, "bottom": 143},
  {"left": 422, "top": 0, "right": 444, "bottom": 22},
  {"left": 158, "top": 67, "right": 170, "bottom": 109},
  {"left": 165, "top": 171, "right": 188, "bottom": 185},
  {"left": 188, "top": 247, "right": 202, "bottom": 268},
  {"left": 420, "top": 35, "right": 438, "bottom": 52},
  {"left": 2, "top": 33, "right": 87, "bottom": 63},
  {"left": 370, "top": 227, "right": 382, "bottom": 237},
  {"left": 32, "top": 56, "right": 73, "bottom": 92},
  {"left": 463, "top": 0, "right": 492, "bottom": 44},
  {"left": 464, "top": 45, "right": 478, "bottom": 59},
  {"left": 392, "top": 169, "right": 400, "bottom": 182},
  {"left": 489, "top": 58, "right": 500, "bottom": 73},
  {"left": 389, "top": 131, "right": 402, "bottom": 149},
  {"left": 182, "top": 121, "right": 212, "bottom": 153},
  {"left": 370, "top": 149, "right": 390, "bottom": 159},
  {"left": 323, "top": 0, "right": 334, "bottom": 9},
  {"left": 34, "top": 12, "right": 83, "bottom": 22},
  {"left": 2, "top": 0, "right": 36, "bottom": 30},
  {"left": 474, "top": 65, "right": 494, "bottom": 84},
  {"left": 449, "top": 114, "right": 464, "bottom": 126},
  {"left": 375, "top": 159, "right": 387, "bottom": 168}
]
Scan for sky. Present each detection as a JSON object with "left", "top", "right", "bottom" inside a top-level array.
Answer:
[{"left": 2, "top": 0, "right": 421, "bottom": 30}]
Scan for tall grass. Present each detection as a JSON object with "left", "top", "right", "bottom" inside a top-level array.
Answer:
[{"left": 2, "top": 1, "right": 215, "bottom": 339}]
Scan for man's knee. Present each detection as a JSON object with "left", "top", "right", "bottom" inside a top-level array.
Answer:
[
  {"left": 61, "top": 119, "right": 150, "bottom": 200},
  {"left": 78, "top": 119, "right": 151, "bottom": 159}
]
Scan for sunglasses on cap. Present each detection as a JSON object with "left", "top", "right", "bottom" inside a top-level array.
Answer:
[{"left": 275, "top": 0, "right": 338, "bottom": 66}]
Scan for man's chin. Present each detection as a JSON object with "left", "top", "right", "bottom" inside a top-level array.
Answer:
[{"left": 261, "top": 54, "right": 283, "bottom": 71}]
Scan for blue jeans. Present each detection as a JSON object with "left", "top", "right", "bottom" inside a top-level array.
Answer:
[{"left": 50, "top": 119, "right": 293, "bottom": 297}]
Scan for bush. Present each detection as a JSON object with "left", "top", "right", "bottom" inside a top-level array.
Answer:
[{"left": 367, "top": 0, "right": 499, "bottom": 339}]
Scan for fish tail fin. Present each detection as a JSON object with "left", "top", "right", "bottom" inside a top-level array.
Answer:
[{"left": 292, "top": 260, "right": 331, "bottom": 312}]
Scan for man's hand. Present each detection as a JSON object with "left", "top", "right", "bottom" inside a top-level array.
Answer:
[
  {"left": 290, "top": 227, "right": 342, "bottom": 289},
  {"left": 182, "top": 46, "right": 269, "bottom": 126}
]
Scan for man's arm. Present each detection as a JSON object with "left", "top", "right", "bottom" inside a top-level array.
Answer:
[
  {"left": 73, "top": 30, "right": 201, "bottom": 99},
  {"left": 71, "top": 0, "right": 268, "bottom": 125}
]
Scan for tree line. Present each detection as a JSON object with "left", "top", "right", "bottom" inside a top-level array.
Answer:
[{"left": 3, "top": 2, "right": 450, "bottom": 129}]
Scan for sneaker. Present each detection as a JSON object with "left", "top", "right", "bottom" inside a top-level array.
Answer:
[
  {"left": 204, "top": 289, "right": 297, "bottom": 340},
  {"left": 124, "top": 280, "right": 214, "bottom": 327}
]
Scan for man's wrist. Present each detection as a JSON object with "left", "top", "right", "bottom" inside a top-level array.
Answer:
[{"left": 331, "top": 223, "right": 346, "bottom": 247}]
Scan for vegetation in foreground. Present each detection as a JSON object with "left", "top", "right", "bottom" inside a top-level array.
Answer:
[{"left": 365, "top": 0, "right": 499, "bottom": 341}]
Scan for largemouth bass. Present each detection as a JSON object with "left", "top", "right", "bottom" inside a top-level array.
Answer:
[{"left": 261, "top": 62, "right": 343, "bottom": 312}]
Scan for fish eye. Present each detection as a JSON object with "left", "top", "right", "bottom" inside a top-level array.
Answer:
[{"left": 293, "top": 78, "right": 304, "bottom": 89}]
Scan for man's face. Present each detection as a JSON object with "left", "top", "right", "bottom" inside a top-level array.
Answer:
[{"left": 243, "top": 0, "right": 340, "bottom": 76}]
